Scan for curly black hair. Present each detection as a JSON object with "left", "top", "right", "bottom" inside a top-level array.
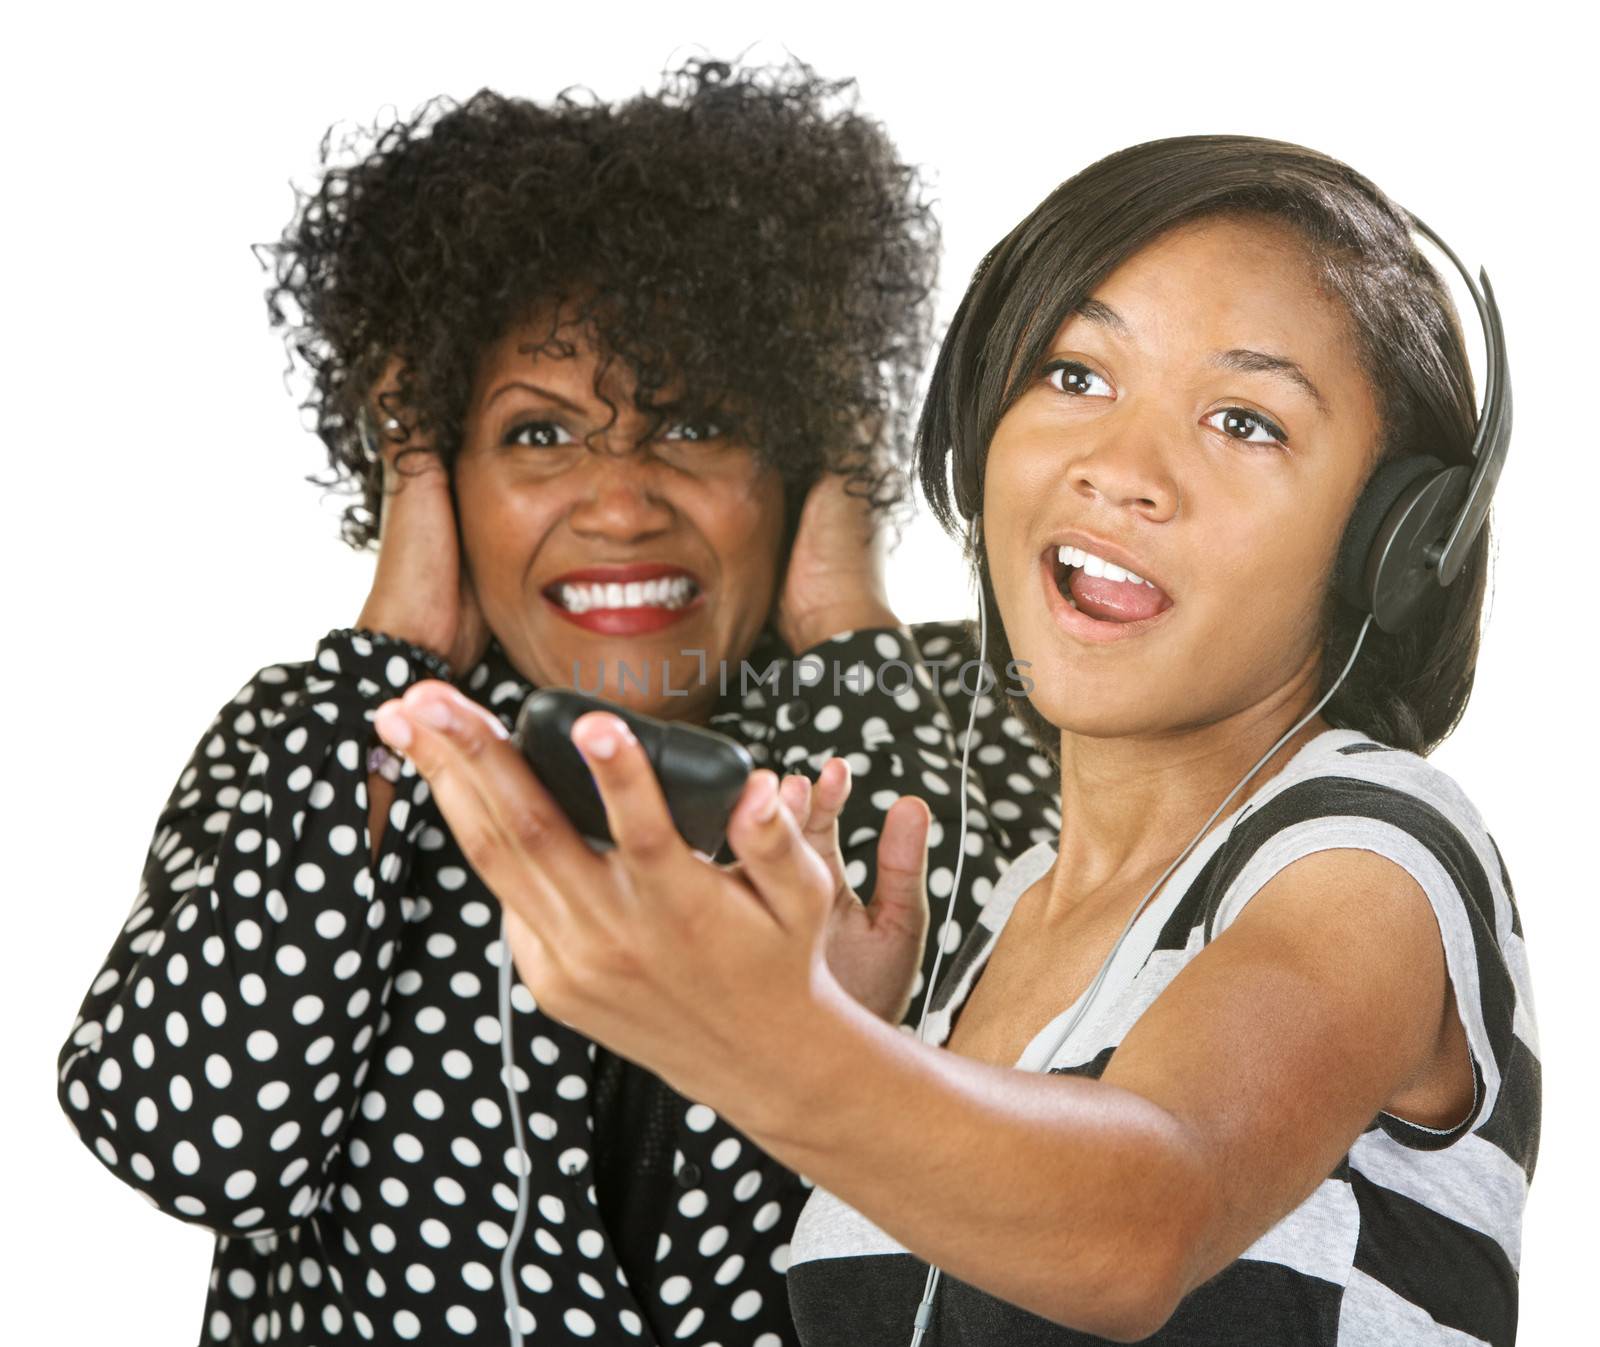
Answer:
[{"left": 253, "top": 55, "right": 940, "bottom": 552}]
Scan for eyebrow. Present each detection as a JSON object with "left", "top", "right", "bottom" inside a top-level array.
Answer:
[
  {"left": 486, "top": 380, "right": 585, "bottom": 413},
  {"left": 1071, "top": 298, "right": 1330, "bottom": 416}
]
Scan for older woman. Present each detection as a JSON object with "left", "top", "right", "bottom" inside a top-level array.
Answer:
[
  {"left": 373, "top": 135, "right": 1539, "bottom": 1346},
  {"left": 56, "top": 58, "right": 1058, "bottom": 1347}
]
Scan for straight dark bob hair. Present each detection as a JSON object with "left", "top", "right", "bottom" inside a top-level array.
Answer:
[{"left": 916, "top": 134, "right": 1492, "bottom": 759}]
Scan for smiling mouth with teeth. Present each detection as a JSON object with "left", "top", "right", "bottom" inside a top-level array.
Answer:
[
  {"left": 549, "top": 574, "right": 700, "bottom": 614},
  {"left": 1051, "top": 545, "right": 1173, "bottom": 625}
]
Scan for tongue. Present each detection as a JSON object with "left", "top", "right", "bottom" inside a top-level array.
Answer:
[{"left": 1068, "top": 570, "right": 1169, "bottom": 623}]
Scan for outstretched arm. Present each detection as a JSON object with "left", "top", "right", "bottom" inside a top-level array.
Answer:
[{"left": 371, "top": 682, "right": 1455, "bottom": 1341}]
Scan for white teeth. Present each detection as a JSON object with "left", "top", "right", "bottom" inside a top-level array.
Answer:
[
  {"left": 1055, "top": 545, "right": 1158, "bottom": 589},
  {"left": 557, "top": 576, "right": 697, "bottom": 612}
]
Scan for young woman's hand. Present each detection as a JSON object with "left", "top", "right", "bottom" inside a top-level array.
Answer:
[
  {"left": 766, "top": 762, "right": 932, "bottom": 1024},
  {"left": 368, "top": 682, "right": 932, "bottom": 1103},
  {"left": 775, "top": 470, "right": 899, "bottom": 652},
  {"left": 355, "top": 355, "right": 492, "bottom": 677}
]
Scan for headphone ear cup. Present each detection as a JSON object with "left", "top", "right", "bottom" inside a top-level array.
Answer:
[{"left": 1333, "top": 454, "right": 1444, "bottom": 614}]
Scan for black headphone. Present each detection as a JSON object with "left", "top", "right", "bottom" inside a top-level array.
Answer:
[
  {"left": 961, "top": 212, "right": 1512, "bottom": 638},
  {"left": 1330, "top": 212, "right": 1512, "bottom": 634}
]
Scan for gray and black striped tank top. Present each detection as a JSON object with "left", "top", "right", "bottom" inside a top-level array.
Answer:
[{"left": 787, "top": 727, "right": 1540, "bottom": 1346}]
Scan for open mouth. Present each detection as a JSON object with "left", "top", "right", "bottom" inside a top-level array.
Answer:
[
  {"left": 541, "top": 563, "right": 706, "bottom": 634},
  {"left": 1049, "top": 544, "right": 1174, "bottom": 627},
  {"left": 545, "top": 573, "right": 701, "bottom": 614}
]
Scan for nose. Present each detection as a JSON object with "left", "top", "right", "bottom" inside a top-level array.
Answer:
[
  {"left": 566, "top": 450, "right": 677, "bottom": 543},
  {"left": 1067, "top": 416, "right": 1181, "bottom": 522}
]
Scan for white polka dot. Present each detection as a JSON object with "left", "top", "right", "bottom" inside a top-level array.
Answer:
[
  {"left": 173, "top": 1141, "right": 200, "bottom": 1175},
  {"left": 213, "top": 1115, "right": 242, "bottom": 1148},
  {"left": 685, "top": 1103, "right": 716, "bottom": 1132},
  {"left": 445, "top": 1304, "right": 476, "bottom": 1335},
  {"left": 393, "top": 1310, "right": 419, "bottom": 1339},
  {"left": 564, "top": 1308, "right": 595, "bottom": 1336}
]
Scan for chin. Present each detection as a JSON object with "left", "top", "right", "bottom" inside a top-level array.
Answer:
[{"left": 1023, "top": 693, "right": 1152, "bottom": 743}]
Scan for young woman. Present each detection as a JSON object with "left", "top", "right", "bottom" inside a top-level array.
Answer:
[
  {"left": 366, "top": 135, "right": 1539, "bottom": 1345},
  {"left": 55, "top": 58, "right": 1060, "bottom": 1347}
]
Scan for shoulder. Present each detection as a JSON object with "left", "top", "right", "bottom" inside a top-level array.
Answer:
[
  {"left": 1199, "top": 731, "right": 1535, "bottom": 1152},
  {"left": 1210, "top": 732, "right": 1508, "bottom": 941}
]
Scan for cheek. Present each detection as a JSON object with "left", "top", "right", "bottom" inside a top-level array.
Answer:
[
  {"left": 456, "top": 461, "right": 563, "bottom": 549},
  {"left": 701, "top": 473, "right": 785, "bottom": 585}
]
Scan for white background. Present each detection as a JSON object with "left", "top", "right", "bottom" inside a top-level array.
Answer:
[{"left": 6, "top": 2, "right": 1593, "bottom": 1342}]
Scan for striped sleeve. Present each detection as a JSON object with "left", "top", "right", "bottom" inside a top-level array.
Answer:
[{"left": 1200, "top": 754, "right": 1525, "bottom": 1151}]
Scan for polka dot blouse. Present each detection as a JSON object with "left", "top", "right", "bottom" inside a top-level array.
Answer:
[{"left": 58, "top": 620, "right": 1060, "bottom": 1346}]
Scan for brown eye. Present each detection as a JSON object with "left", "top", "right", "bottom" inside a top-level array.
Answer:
[
  {"left": 505, "top": 420, "right": 576, "bottom": 449},
  {"left": 1042, "top": 359, "right": 1111, "bottom": 397},
  {"left": 661, "top": 421, "right": 722, "bottom": 443},
  {"left": 1205, "top": 407, "right": 1289, "bottom": 449}
]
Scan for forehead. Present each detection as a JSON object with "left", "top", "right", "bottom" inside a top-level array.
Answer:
[
  {"left": 471, "top": 304, "right": 657, "bottom": 405},
  {"left": 1055, "top": 215, "right": 1349, "bottom": 350}
]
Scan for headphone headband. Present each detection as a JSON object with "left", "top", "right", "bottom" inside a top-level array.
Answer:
[{"left": 1401, "top": 211, "right": 1514, "bottom": 588}]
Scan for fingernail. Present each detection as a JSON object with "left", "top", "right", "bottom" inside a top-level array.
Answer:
[
  {"left": 374, "top": 703, "right": 413, "bottom": 749},
  {"left": 575, "top": 714, "right": 632, "bottom": 762},
  {"left": 752, "top": 771, "right": 780, "bottom": 823},
  {"left": 582, "top": 727, "right": 618, "bottom": 760},
  {"left": 411, "top": 697, "right": 455, "bottom": 732}
]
